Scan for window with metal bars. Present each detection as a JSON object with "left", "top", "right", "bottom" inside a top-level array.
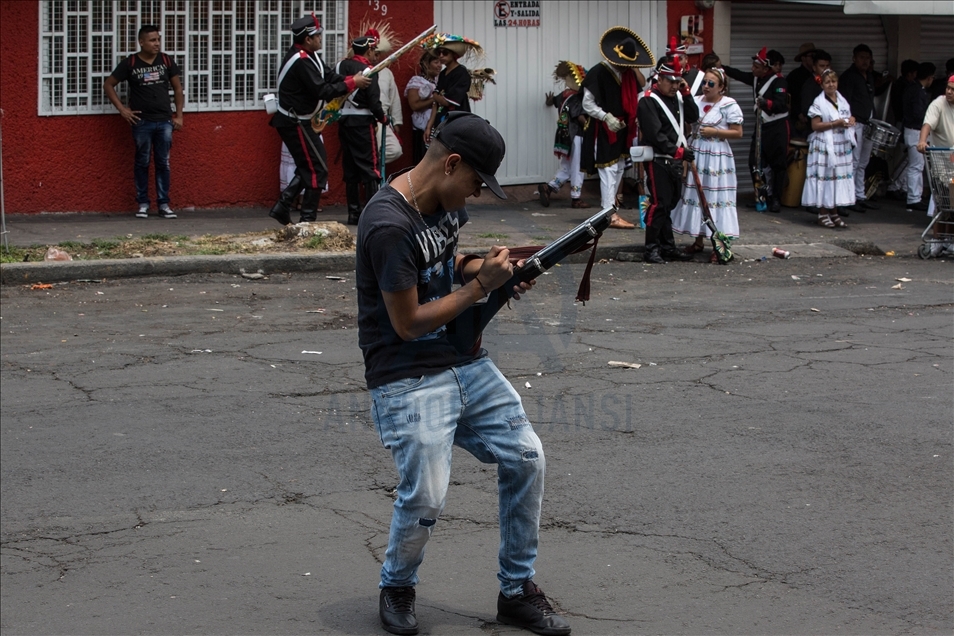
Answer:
[{"left": 39, "top": 0, "right": 348, "bottom": 115}]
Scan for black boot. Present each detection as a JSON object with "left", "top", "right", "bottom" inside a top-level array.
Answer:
[
  {"left": 363, "top": 180, "right": 380, "bottom": 205},
  {"left": 644, "top": 227, "right": 666, "bottom": 264},
  {"left": 346, "top": 182, "right": 361, "bottom": 225},
  {"left": 270, "top": 175, "right": 302, "bottom": 226},
  {"left": 299, "top": 188, "right": 321, "bottom": 223},
  {"left": 660, "top": 225, "right": 693, "bottom": 261}
]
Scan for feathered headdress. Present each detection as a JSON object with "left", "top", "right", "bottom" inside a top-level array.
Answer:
[
  {"left": 422, "top": 33, "right": 484, "bottom": 64},
  {"left": 357, "top": 19, "right": 401, "bottom": 54},
  {"left": 553, "top": 61, "right": 586, "bottom": 91},
  {"left": 469, "top": 68, "right": 496, "bottom": 101}
]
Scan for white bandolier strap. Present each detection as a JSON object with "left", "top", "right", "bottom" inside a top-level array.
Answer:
[
  {"left": 649, "top": 91, "right": 687, "bottom": 149},
  {"left": 756, "top": 75, "right": 787, "bottom": 123},
  {"left": 335, "top": 60, "right": 372, "bottom": 116},
  {"left": 277, "top": 51, "right": 325, "bottom": 119},
  {"left": 690, "top": 71, "right": 704, "bottom": 96}
]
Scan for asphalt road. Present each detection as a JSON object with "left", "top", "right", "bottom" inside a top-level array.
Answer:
[{"left": 1, "top": 256, "right": 951, "bottom": 635}]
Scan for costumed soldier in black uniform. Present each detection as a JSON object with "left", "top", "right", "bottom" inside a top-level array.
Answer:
[
  {"left": 724, "top": 47, "right": 790, "bottom": 213},
  {"left": 581, "top": 26, "right": 654, "bottom": 229},
  {"left": 337, "top": 35, "right": 387, "bottom": 225},
  {"left": 269, "top": 16, "right": 370, "bottom": 225},
  {"left": 636, "top": 55, "right": 699, "bottom": 264}
]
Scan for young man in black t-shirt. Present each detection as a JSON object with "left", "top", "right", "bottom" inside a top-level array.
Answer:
[
  {"left": 357, "top": 112, "right": 570, "bottom": 636},
  {"left": 104, "top": 25, "right": 183, "bottom": 218}
]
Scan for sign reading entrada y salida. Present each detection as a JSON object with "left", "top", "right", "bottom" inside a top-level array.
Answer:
[{"left": 493, "top": 0, "right": 541, "bottom": 27}]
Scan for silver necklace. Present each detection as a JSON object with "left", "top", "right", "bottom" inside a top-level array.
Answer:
[{"left": 406, "top": 173, "right": 426, "bottom": 224}]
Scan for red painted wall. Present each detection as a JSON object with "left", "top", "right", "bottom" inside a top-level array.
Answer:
[
  {"left": 665, "top": 0, "right": 716, "bottom": 68},
  {"left": 348, "top": 0, "right": 434, "bottom": 177},
  {"left": 0, "top": 0, "right": 433, "bottom": 214}
]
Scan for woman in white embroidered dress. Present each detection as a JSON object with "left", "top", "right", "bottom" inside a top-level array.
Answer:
[
  {"left": 801, "top": 69, "right": 856, "bottom": 228},
  {"left": 672, "top": 69, "right": 744, "bottom": 262},
  {"left": 404, "top": 49, "right": 442, "bottom": 164}
]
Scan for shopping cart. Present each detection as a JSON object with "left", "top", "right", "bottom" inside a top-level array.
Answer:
[{"left": 919, "top": 147, "right": 954, "bottom": 259}]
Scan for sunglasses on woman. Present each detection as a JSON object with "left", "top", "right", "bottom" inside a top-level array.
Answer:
[{"left": 702, "top": 79, "right": 718, "bottom": 88}]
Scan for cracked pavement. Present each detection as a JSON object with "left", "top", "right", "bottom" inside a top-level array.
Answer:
[{"left": 1, "top": 256, "right": 951, "bottom": 634}]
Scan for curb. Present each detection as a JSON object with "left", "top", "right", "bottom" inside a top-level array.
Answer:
[
  {"left": 1, "top": 240, "right": 879, "bottom": 285},
  {"left": 1, "top": 252, "right": 356, "bottom": 285},
  {"left": 1, "top": 243, "right": 645, "bottom": 285}
]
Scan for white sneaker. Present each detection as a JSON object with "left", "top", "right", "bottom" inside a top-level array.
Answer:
[
  {"left": 158, "top": 204, "right": 177, "bottom": 219},
  {"left": 136, "top": 204, "right": 149, "bottom": 218}
]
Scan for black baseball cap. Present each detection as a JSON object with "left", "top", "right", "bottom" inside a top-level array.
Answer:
[{"left": 432, "top": 111, "right": 507, "bottom": 199}]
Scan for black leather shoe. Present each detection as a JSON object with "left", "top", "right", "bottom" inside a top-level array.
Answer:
[
  {"left": 379, "top": 587, "right": 418, "bottom": 635},
  {"left": 662, "top": 248, "right": 694, "bottom": 262},
  {"left": 769, "top": 198, "right": 782, "bottom": 213},
  {"left": 860, "top": 199, "right": 879, "bottom": 210},
  {"left": 497, "top": 581, "right": 571, "bottom": 636},
  {"left": 269, "top": 203, "right": 292, "bottom": 226},
  {"left": 643, "top": 247, "right": 666, "bottom": 264}
]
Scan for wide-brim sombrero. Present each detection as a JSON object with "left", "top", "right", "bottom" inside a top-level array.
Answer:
[
  {"left": 553, "top": 61, "right": 586, "bottom": 91},
  {"left": 599, "top": 27, "right": 655, "bottom": 68},
  {"left": 423, "top": 33, "right": 484, "bottom": 63}
]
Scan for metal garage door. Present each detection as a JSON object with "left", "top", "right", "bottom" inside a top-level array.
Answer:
[
  {"left": 919, "top": 16, "right": 954, "bottom": 73},
  {"left": 727, "top": 1, "right": 890, "bottom": 176},
  {"left": 433, "top": 0, "right": 666, "bottom": 186}
]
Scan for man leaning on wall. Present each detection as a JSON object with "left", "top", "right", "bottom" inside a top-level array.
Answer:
[{"left": 104, "top": 25, "right": 184, "bottom": 219}]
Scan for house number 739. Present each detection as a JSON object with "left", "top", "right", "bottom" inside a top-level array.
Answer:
[{"left": 368, "top": 0, "right": 388, "bottom": 15}]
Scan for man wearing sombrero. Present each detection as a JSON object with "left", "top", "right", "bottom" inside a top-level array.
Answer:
[
  {"left": 581, "top": 26, "right": 653, "bottom": 229},
  {"left": 539, "top": 61, "right": 590, "bottom": 209}
]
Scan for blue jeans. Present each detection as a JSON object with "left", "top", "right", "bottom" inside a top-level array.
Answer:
[
  {"left": 371, "top": 357, "right": 545, "bottom": 597},
  {"left": 132, "top": 119, "right": 173, "bottom": 205}
]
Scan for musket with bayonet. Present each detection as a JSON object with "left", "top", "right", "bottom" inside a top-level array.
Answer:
[{"left": 312, "top": 24, "right": 437, "bottom": 132}]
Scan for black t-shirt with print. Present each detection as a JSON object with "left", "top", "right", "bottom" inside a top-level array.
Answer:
[
  {"left": 109, "top": 53, "right": 181, "bottom": 121},
  {"left": 356, "top": 184, "right": 478, "bottom": 389}
]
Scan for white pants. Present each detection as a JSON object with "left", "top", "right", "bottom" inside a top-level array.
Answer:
[
  {"left": 903, "top": 128, "right": 924, "bottom": 204},
  {"left": 853, "top": 122, "right": 874, "bottom": 200},
  {"left": 280, "top": 142, "right": 296, "bottom": 191},
  {"left": 598, "top": 159, "right": 626, "bottom": 210},
  {"left": 549, "top": 136, "right": 584, "bottom": 198}
]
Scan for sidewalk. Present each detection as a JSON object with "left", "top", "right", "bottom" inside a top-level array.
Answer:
[{"left": 0, "top": 183, "right": 936, "bottom": 284}]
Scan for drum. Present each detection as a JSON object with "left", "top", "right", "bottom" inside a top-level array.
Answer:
[
  {"left": 782, "top": 140, "right": 809, "bottom": 208},
  {"left": 864, "top": 119, "right": 901, "bottom": 159}
]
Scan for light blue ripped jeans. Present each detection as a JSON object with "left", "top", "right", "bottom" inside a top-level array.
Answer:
[{"left": 370, "top": 357, "right": 545, "bottom": 597}]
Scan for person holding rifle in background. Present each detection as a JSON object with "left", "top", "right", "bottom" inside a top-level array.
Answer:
[
  {"left": 268, "top": 16, "right": 370, "bottom": 226},
  {"left": 636, "top": 54, "right": 700, "bottom": 264},
  {"left": 724, "top": 48, "right": 790, "bottom": 213},
  {"left": 338, "top": 33, "right": 388, "bottom": 225}
]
